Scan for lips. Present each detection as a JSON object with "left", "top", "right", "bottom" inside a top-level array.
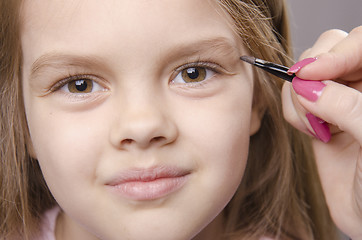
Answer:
[{"left": 105, "top": 166, "right": 190, "bottom": 201}]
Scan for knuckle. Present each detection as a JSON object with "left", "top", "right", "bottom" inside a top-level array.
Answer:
[
  {"left": 349, "top": 26, "right": 362, "bottom": 36},
  {"left": 334, "top": 91, "right": 362, "bottom": 121},
  {"left": 318, "top": 29, "right": 348, "bottom": 41}
]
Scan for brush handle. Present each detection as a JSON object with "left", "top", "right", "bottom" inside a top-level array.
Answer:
[{"left": 253, "top": 59, "right": 295, "bottom": 82}]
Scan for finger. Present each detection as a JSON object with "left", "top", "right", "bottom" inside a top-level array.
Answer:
[
  {"left": 298, "top": 26, "right": 362, "bottom": 81},
  {"left": 296, "top": 80, "right": 362, "bottom": 144},
  {"left": 281, "top": 82, "right": 309, "bottom": 134},
  {"left": 282, "top": 81, "right": 337, "bottom": 140},
  {"left": 284, "top": 29, "right": 348, "bottom": 139},
  {"left": 298, "top": 29, "right": 348, "bottom": 60}
]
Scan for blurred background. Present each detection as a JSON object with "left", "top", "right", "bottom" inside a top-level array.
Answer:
[{"left": 288, "top": 0, "right": 361, "bottom": 58}]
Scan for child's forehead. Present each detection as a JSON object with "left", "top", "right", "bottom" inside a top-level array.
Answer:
[
  {"left": 22, "top": 0, "right": 238, "bottom": 43},
  {"left": 21, "top": 0, "right": 244, "bottom": 70},
  {"left": 21, "top": 0, "right": 230, "bottom": 28}
]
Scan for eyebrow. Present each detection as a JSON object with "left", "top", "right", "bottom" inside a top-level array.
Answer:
[
  {"left": 29, "top": 53, "right": 107, "bottom": 80},
  {"left": 29, "top": 37, "right": 240, "bottom": 80},
  {"left": 164, "top": 37, "right": 240, "bottom": 62}
]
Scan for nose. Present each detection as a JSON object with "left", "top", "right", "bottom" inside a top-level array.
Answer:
[{"left": 109, "top": 94, "right": 178, "bottom": 150}]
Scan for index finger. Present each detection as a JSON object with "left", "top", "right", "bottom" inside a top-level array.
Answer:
[{"left": 297, "top": 26, "right": 362, "bottom": 81}]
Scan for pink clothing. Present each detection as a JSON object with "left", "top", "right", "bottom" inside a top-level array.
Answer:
[{"left": 36, "top": 207, "right": 60, "bottom": 240}]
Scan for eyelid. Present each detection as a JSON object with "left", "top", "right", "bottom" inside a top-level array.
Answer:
[
  {"left": 171, "top": 60, "right": 234, "bottom": 81},
  {"left": 49, "top": 74, "right": 107, "bottom": 93}
]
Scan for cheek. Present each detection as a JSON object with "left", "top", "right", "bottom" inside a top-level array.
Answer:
[
  {"left": 180, "top": 83, "right": 253, "bottom": 162},
  {"left": 26, "top": 104, "right": 106, "bottom": 198},
  {"left": 196, "top": 108, "right": 250, "bottom": 193},
  {"left": 174, "top": 86, "right": 253, "bottom": 204},
  {"left": 186, "top": 110, "right": 250, "bottom": 178}
]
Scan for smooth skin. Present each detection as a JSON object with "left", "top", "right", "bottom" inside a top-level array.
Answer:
[
  {"left": 21, "top": 0, "right": 261, "bottom": 239},
  {"left": 282, "top": 26, "right": 362, "bottom": 239}
]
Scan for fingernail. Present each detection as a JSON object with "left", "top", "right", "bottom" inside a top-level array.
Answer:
[
  {"left": 288, "top": 58, "right": 317, "bottom": 74},
  {"left": 306, "top": 113, "right": 331, "bottom": 143},
  {"left": 292, "top": 77, "right": 326, "bottom": 102}
]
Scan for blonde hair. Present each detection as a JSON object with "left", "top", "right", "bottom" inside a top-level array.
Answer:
[
  {"left": 218, "top": 0, "right": 338, "bottom": 239},
  {"left": 1, "top": 0, "right": 55, "bottom": 238},
  {"left": 0, "top": 0, "right": 337, "bottom": 239}
]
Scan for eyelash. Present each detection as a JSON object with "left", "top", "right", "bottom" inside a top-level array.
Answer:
[
  {"left": 49, "top": 60, "right": 226, "bottom": 94},
  {"left": 171, "top": 61, "right": 224, "bottom": 84},
  {"left": 49, "top": 74, "right": 103, "bottom": 92},
  {"left": 177, "top": 60, "right": 223, "bottom": 72}
]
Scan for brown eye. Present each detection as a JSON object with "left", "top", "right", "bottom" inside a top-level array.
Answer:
[
  {"left": 68, "top": 79, "right": 93, "bottom": 93},
  {"left": 181, "top": 67, "right": 207, "bottom": 83}
]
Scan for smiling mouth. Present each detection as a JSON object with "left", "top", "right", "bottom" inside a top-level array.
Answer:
[{"left": 105, "top": 166, "right": 191, "bottom": 201}]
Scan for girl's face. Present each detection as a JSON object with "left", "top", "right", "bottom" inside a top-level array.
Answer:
[{"left": 22, "top": 0, "right": 260, "bottom": 239}]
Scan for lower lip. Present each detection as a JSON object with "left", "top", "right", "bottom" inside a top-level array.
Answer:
[{"left": 107, "top": 175, "right": 189, "bottom": 201}]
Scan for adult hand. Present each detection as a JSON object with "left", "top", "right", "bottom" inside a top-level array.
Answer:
[{"left": 282, "top": 26, "right": 362, "bottom": 239}]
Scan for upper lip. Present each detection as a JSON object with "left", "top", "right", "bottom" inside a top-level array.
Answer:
[{"left": 105, "top": 166, "right": 191, "bottom": 186}]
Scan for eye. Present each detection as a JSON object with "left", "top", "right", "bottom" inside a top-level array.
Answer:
[
  {"left": 181, "top": 67, "right": 206, "bottom": 83},
  {"left": 66, "top": 79, "right": 93, "bottom": 93},
  {"left": 56, "top": 76, "right": 106, "bottom": 94},
  {"left": 173, "top": 66, "right": 216, "bottom": 84}
]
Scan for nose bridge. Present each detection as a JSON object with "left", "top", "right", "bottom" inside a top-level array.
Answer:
[
  {"left": 121, "top": 75, "right": 163, "bottom": 120},
  {"left": 123, "top": 89, "right": 164, "bottom": 134},
  {"left": 110, "top": 78, "right": 177, "bottom": 150}
]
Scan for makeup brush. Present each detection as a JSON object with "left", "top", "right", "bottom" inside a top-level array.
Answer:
[{"left": 240, "top": 56, "right": 295, "bottom": 82}]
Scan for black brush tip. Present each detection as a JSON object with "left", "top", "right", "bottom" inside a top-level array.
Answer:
[{"left": 240, "top": 55, "right": 256, "bottom": 65}]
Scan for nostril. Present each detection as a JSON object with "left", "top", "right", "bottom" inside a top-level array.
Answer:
[
  {"left": 120, "top": 136, "right": 166, "bottom": 147},
  {"left": 121, "top": 139, "right": 134, "bottom": 145},
  {"left": 150, "top": 136, "right": 166, "bottom": 144}
]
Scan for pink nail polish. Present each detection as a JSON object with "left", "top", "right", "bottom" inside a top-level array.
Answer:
[
  {"left": 292, "top": 77, "right": 326, "bottom": 102},
  {"left": 306, "top": 113, "right": 331, "bottom": 143},
  {"left": 288, "top": 58, "right": 317, "bottom": 74}
]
